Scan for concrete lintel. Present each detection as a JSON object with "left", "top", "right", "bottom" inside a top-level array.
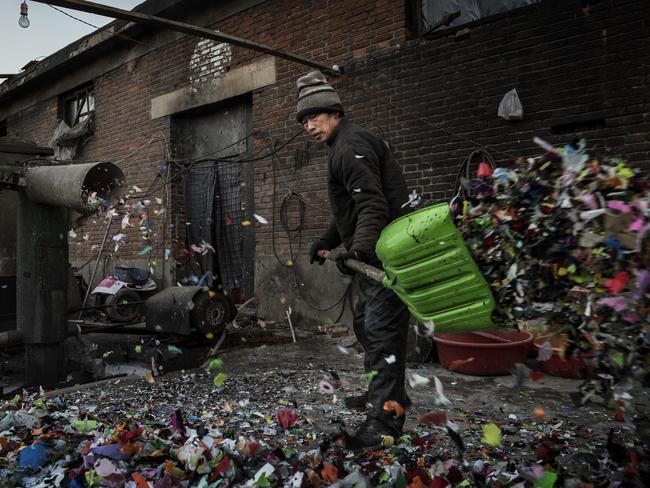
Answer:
[{"left": 150, "top": 56, "right": 276, "bottom": 119}]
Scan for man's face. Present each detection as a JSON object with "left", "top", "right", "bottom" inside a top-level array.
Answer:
[{"left": 302, "top": 112, "right": 341, "bottom": 143}]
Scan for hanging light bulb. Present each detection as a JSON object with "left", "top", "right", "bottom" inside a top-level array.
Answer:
[{"left": 19, "top": 1, "right": 30, "bottom": 28}]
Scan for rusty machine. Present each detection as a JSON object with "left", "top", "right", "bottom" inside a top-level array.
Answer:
[
  {"left": 0, "top": 138, "right": 125, "bottom": 386},
  {"left": 1, "top": 138, "right": 236, "bottom": 389}
]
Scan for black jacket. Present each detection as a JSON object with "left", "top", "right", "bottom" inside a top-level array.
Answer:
[{"left": 320, "top": 119, "right": 409, "bottom": 264}]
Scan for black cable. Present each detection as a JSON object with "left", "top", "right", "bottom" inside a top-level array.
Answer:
[
  {"left": 74, "top": 256, "right": 95, "bottom": 272},
  {"left": 172, "top": 131, "right": 261, "bottom": 164},
  {"left": 269, "top": 138, "right": 351, "bottom": 315},
  {"left": 48, "top": 4, "right": 147, "bottom": 47},
  {"left": 280, "top": 191, "right": 306, "bottom": 265},
  {"left": 452, "top": 149, "right": 497, "bottom": 200},
  {"left": 333, "top": 283, "right": 353, "bottom": 322},
  {"left": 271, "top": 141, "right": 287, "bottom": 267},
  {"left": 121, "top": 131, "right": 260, "bottom": 200},
  {"left": 130, "top": 130, "right": 303, "bottom": 200},
  {"left": 221, "top": 129, "right": 302, "bottom": 163}
]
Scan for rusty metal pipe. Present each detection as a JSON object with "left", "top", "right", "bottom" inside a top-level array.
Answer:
[
  {"left": 25, "top": 162, "right": 124, "bottom": 213},
  {"left": 33, "top": 0, "right": 341, "bottom": 76}
]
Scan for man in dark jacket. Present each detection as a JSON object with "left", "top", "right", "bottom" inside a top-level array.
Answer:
[{"left": 296, "top": 70, "right": 412, "bottom": 448}]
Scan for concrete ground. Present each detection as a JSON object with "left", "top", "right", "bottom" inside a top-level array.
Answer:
[{"left": 217, "top": 335, "right": 648, "bottom": 440}]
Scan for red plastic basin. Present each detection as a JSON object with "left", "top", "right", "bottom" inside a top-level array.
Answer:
[
  {"left": 434, "top": 330, "right": 533, "bottom": 376},
  {"left": 533, "top": 334, "right": 595, "bottom": 379}
]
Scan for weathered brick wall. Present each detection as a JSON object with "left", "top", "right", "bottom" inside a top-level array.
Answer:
[
  {"left": 251, "top": 0, "right": 650, "bottom": 261},
  {"left": 5, "top": 0, "right": 649, "bottom": 303},
  {"left": 5, "top": 0, "right": 407, "bottom": 287},
  {"left": 234, "top": 0, "right": 409, "bottom": 257},
  {"left": 6, "top": 56, "right": 174, "bottom": 280},
  {"left": 333, "top": 0, "right": 650, "bottom": 207},
  {"left": 7, "top": 98, "right": 58, "bottom": 147}
]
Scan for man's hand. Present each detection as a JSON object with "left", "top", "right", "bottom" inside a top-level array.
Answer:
[
  {"left": 335, "top": 250, "right": 365, "bottom": 275},
  {"left": 309, "top": 239, "right": 332, "bottom": 265}
]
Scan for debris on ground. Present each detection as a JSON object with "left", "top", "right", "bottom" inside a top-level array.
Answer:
[
  {"left": 454, "top": 139, "right": 649, "bottom": 425},
  {"left": 1, "top": 336, "right": 648, "bottom": 487},
  {"left": 2, "top": 140, "right": 648, "bottom": 486}
]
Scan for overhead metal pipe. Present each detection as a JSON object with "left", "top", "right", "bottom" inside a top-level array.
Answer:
[{"left": 33, "top": 0, "right": 341, "bottom": 76}]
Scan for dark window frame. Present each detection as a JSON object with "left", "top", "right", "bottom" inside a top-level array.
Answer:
[
  {"left": 60, "top": 83, "right": 95, "bottom": 127},
  {"left": 417, "top": 0, "right": 542, "bottom": 38}
]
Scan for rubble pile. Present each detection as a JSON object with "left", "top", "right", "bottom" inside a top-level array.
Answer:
[
  {"left": 455, "top": 139, "right": 649, "bottom": 414},
  {"left": 0, "top": 361, "right": 647, "bottom": 488}
]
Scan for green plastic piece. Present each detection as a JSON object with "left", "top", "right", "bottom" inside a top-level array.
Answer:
[
  {"left": 534, "top": 471, "right": 558, "bottom": 488},
  {"left": 375, "top": 203, "right": 495, "bottom": 332}
]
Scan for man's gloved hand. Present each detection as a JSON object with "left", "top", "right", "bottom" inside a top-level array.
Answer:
[
  {"left": 335, "top": 250, "right": 365, "bottom": 276},
  {"left": 309, "top": 239, "right": 332, "bottom": 265}
]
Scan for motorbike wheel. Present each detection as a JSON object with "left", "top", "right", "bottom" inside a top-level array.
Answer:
[
  {"left": 190, "top": 291, "right": 232, "bottom": 337},
  {"left": 106, "top": 288, "right": 141, "bottom": 322}
]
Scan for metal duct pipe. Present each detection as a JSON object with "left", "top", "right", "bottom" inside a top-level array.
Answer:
[
  {"left": 0, "top": 329, "right": 23, "bottom": 347},
  {"left": 25, "top": 162, "right": 125, "bottom": 213},
  {"left": 17, "top": 161, "right": 125, "bottom": 386}
]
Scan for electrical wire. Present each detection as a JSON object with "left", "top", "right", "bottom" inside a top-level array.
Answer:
[
  {"left": 268, "top": 138, "right": 351, "bottom": 315},
  {"left": 113, "top": 137, "right": 156, "bottom": 164},
  {"left": 271, "top": 141, "right": 290, "bottom": 267},
  {"left": 168, "top": 130, "right": 262, "bottom": 164},
  {"left": 129, "top": 130, "right": 303, "bottom": 200},
  {"left": 452, "top": 149, "right": 497, "bottom": 200},
  {"left": 47, "top": 4, "right": 147, "bottom": 47}
]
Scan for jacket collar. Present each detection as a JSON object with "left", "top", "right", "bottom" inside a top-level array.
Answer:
[{"left": 326, "top": 117, "right": 348, "bottom": 147}]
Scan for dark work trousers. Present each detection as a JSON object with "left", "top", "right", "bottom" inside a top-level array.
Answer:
[{"left": 352, "top": 273, "right": 411, "bottom": 432}]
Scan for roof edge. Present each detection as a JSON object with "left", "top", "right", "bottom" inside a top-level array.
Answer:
[{"left": 0, "top": 0, "right": 192, "bottom": 101}]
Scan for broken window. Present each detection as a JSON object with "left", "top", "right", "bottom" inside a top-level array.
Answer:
[
  {"left": 53, "top": 84, "right": 95, "bottom": 159},
  {"left": 422, "top": 0, "right": 540, "bottom": 33},
  {"left": 61, "top": 84, "right": 95, "bottom": 127}
]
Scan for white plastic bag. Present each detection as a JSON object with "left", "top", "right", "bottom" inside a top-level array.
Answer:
[{"left": 498, "top": 88, "right": 524, "bottom": 120}]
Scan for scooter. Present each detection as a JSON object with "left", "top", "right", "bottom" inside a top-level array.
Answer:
[{"left": 91, "top": 266, "right": 157, "bottom": 323}]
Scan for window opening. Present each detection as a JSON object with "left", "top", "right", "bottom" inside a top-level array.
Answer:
[
  {"left": 62, "top": 84, "right": 95, "bottom": 127},
  {"left": 422, "top": 0, "right": 540, "bottom": 33}
]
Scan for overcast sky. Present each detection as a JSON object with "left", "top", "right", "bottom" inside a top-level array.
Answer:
[{"left": 0, "top": 1, "right": 142, "bottom": 75}]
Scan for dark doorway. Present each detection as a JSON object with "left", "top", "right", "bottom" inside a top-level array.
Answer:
[{"left": 173, "top": 96, "right": 255, "bottom": 301}]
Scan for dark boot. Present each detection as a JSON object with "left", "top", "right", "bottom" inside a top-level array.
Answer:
[{"left": 343, "top": 418, "right": 400, "bottom": 450}]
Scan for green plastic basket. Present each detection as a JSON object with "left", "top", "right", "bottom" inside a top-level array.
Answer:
[{"left": 376, "top": 203, "right": 495, "bottom": 332}]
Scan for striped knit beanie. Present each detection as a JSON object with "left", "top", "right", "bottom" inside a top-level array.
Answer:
[{"left": 295, "top": 71, "right": 344, "bottom": 123}]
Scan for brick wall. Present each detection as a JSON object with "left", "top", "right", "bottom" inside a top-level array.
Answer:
[
  {"left": 250, "top": 0, "right": 650, "bottom": 260},
  {"left": 5, "top": 0, "right": 649, "bottom": 303},
  {"left": 7, "top": 53, "right": 173, "bottom": 277},
  {"left": 333, "top": 0, "right": 650, "bottom": 207}
]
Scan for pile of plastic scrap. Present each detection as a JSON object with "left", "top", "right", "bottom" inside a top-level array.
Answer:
[
  {"left": 1, "top": 362, "right": 647, "bottom": 488},
  {"left": 453, "top": 138, "right": 649, "bottom": 412}
]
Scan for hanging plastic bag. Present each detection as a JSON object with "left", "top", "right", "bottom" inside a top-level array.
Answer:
[{"left": 498, "top": 88, "right": 524, "bottom": 120}]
